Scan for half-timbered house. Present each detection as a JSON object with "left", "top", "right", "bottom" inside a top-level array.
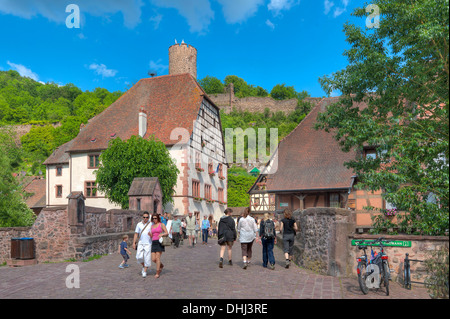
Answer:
[{"left": 248, "top": 97, "right": 389, "bottom": 222}]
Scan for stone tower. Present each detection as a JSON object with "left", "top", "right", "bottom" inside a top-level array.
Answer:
[{"left": 168, "top": 41, "right": 197, "bottom": 79}]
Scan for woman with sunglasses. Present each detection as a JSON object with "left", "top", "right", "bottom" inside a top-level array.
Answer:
[{"left": 148, "top": 213, "right": 169, "bottom": 278}]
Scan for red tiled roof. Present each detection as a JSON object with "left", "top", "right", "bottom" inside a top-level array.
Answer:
[
  {"left": 265, "top": 97, "right": 361, "bottom": 192},
  {"left": 68, "top": 73, "right": 206, "bottom": 153},
  {"left": 43, "top": 139, "right": 73, "bottom": 165},
  {"left": 23, "top": 177, "right": 46, "bottom": 208}
]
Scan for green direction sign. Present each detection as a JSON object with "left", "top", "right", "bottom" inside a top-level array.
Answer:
[{"left": 351, "top": 239, "right": 411, "bottom": 247}]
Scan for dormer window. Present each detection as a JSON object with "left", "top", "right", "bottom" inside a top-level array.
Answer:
[
  {"left": 364, "top": 147, "right": 377, "bottom": 160},
  {"left": 91, "top": 137, "right": 97, "bottom": 142}
]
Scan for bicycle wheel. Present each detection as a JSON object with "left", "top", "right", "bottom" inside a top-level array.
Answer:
[
  {"left": 357, "top": 262, "right": 369, "bottom": 294},
  {"left": 382, "top": 261, "right": 390, "bottom": 296}
]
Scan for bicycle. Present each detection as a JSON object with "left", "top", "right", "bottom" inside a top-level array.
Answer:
[{"left": 355, "top": 237, "right": 391, "bottom": 296}]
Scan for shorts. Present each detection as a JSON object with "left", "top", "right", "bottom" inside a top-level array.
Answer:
[
  {"left": 219, "top": 240, "right": 234, "bottom": 247},
  {"left": 186, "top": 229, "right": 196, "bottom": 237},
  {"left": 121, "top": 253, "right": 129, "bottom": 262},
  {"left": 283, "top": 233, "right": 295, "bottom": 255},
  {"left": 151, "top": 240, "right": 165, "bottom": 253}
]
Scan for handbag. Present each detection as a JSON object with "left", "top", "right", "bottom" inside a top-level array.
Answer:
[
  {"left": 160, "top": 236, "right": 172, "bottom": 246},
  {"left": 218, "top": 236, "right": 226, "bottom": 245}
]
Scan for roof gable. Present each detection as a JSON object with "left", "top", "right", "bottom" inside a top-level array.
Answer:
[
  {"left": 67, "top": 73, "right": 206, "bottom": 153},
  {"left": 265, "top": 97, "right": 360, "bottom": 192}
]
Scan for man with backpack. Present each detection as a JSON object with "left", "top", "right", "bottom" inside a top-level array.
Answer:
[{"left": 258, "top": 212, "right": 277, "bottom": 270}]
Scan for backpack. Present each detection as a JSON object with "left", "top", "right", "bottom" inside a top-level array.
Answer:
[{"left": 263, "top": 219, "right": 275, "bottom": 239}]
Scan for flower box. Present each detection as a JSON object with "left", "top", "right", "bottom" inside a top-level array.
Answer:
[
  {"left": 193, "top": 197, "right": 203, "bottom": 202},
  {"left": 195, "top": 167, "right": 204, "bottom": 172}
]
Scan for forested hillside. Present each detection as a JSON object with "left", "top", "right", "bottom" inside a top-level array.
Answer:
[
  {"left": 0, "top": 70, "right": 123, "bottom": 175},
  {"left": 0, "top": 70, "right": 313, "bottom": 210}
]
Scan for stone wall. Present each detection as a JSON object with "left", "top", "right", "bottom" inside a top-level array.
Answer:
[
  {"left": 275, "top": 207, "right": 449, "bottom": 285},
  {"left": 0, "top": 204, "right": 143, "bottom": 264},
  {"left": 276, "top": 207, "right": 355, "bottom": 277},
  {"left": 209, "top": 92, "right": 298, "bottom": 114},
  {"left": 349, "top": 234, "right": 449, "bottom": 284},
  {"left": 208, "top": 83, "right": 320, "bottom": 114}
]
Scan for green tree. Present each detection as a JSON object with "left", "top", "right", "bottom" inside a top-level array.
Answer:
[
  {"left": 0, "top": 129, "right": 35, "bottom": 227},
  {"left": 95, "top": 135, "right": 179, "bottom": 209},
  {"left": 227, "top": 173, "right": 256, "bottom": 207},
  {"left": 316, "top": 0, "right": 449, "bottom": 235},
  {"left": 198, "top": 76, "right": 225, "bottom": 94},
  {"left": 270, "top": 83, "right": 297, "bottom": 100}
]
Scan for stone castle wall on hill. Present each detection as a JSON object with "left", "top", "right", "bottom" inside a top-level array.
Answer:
[{"left": 208, "top": 83, "right": 322, "bottom": 114}]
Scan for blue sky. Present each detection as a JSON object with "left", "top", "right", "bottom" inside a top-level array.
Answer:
[{"left": 0, "top": 0, "right": 365, "bottom": 97}]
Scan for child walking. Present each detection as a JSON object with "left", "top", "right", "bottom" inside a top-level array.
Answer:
[{"left": 119, "top": 235, "right": 132, "bottom": 268}]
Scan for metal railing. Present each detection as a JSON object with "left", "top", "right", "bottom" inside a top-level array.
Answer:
[{"left": 403, "top": 253, "right": 424, "bottom": 289}]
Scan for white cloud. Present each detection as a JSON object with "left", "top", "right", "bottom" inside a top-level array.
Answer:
[
  {"left": 149, "top": 13, "right": 163, "bottom": 29},
  {"left": 265, "top": 19, "right": 275, "bottom": 30},
  {"left": 7, "top": 61, "right": 39, "bottom": 81},
  {"left": 151, "top": 0, "right": 214, "bottom": 33},
  {"left": 268, "top": 0, "right": 300, "bottom": 16},
  {"left": 217, "top": 0, "right": 264, "bottom": 24},
  {"left": 324, "top": 0, "right": 350, "bottom": 18},
  {"left": 0, "top": 0, "right": 144, "bottom": 28},
  {"left": 149, "top": 59, "right": 168, "bottom": 75},
  {"left": 88, "top": 63, "right": 118, "bottom": 78},
  {"left": 333, "top": 6, "right": 346, "bottom": 17},
  {"left": 324, "top": 0, "right": 334, "bottom": 15}
]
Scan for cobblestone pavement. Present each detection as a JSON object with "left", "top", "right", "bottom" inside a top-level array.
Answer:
[{"left": 0, "top": 238, "right": 431, "bottom": 299}]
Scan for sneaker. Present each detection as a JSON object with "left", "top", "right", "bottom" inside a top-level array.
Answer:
[
  {"left": 123, "top": 264, "right": 129, "bottom": 268},
  {"left": 219, "top": 258, "right": 223, "bottom": 268},
  {"left": 243, "top": 262, "right": 248, "bottom": 269},
  {"left": 142, "top": 269, "right": 147, "bottom": 278},
  {"left": 269, "top": 264, "right": 275, "bottom": 270},
  {"left": 228, "top": 260, "right": 233, "bottom": 266},
  {"left": 285, "top": 260, "right": 290, "bottom": 269},
  {"left": 118, "top": 264, "right": 124, "bottom": 269}
]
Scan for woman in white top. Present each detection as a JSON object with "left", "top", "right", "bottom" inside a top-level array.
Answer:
[{"left": 237, "top": 207, "right": 258, "bottom": 269}]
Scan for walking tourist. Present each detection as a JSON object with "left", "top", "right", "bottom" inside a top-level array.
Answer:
[
  {"left": 171, "top": 214, "right": 182, "bottom": 248},
  {"left": 259, "top": 213, "right": 277, "bottom": 270},
  {"left": 149, "top": 213, "right": 169, "bottom": 278},
  {"left": 280, "top": 208, "right": 298, "bottom": 268},
  {"left": 161, "top": 212, "right": 169, "bottom": 225},
  {"left": 186, "top": 211, "right": 197, "bottom": 247},
  {"left": 133, "top": 212, "right": 152, "bottom": 278},
  {"left": 201, "top": 215, "right": 210, "bottom": 244},
  {"left": 118, "top": 235, "right": 131, "bottom": 269},
  {"left": 237, "top": 207, "right": 258, "bottom": 269},
  {"left": 181, "top": 218, "right": 187, "bottom": 240},
  {"left": 218, "top": 208, "right": 237, "bottom": 268},
  {"left": 211, "top": 219, "right": 217, "bottom": 238}
]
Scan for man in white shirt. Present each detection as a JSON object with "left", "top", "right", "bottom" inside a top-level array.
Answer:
[{"left": 133, "top": 212, "right": 152, "bottom": 278}]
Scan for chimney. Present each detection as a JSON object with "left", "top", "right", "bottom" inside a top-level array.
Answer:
[{"left": 139, "top": 106, "right": 147, "bottom": 138}]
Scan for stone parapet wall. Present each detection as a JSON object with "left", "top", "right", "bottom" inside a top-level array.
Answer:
[{"left": 0, "top": 204, "right": 143, "bottom": 264}]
